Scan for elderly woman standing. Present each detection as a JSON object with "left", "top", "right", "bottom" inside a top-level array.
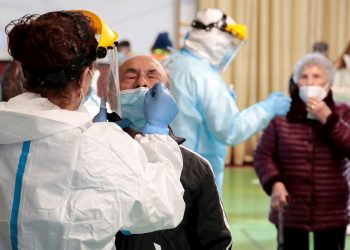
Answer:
[{"left": 254, "top": 53, "right": 350, "bottom": 250}]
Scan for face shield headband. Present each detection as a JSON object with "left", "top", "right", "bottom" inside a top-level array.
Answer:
[
  {"left": 191, "top": 14, "right": 247, "bottom": 41},
  {"left": 76, "top": 10, "right": 119, "bottom": 59}
]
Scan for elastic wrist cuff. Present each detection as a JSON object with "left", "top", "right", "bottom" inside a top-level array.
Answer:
[{"left": 142, "top": 123, "right": 169, "bottom": 135}]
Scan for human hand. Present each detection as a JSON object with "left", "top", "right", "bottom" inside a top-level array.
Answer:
[
  {"left": 271, "top": 182, "right": 289, "bottom": 213},
  {"left": 142, "top": 83, "right": 178, "bottom": 135},
  {"left": 262, "top": 92, "right": 291, "bottom": 116},
  {"left": 306, "top": 97, "right": 332, "bottom": 124}
]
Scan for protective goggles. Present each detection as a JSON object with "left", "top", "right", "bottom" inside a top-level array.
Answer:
[{"left": 191, "top": 14, "right": 247, "bottom": 41}]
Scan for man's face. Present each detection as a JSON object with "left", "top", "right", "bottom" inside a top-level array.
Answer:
[{"left": 119, "top": 55, "right": 168, "bottom": 90}]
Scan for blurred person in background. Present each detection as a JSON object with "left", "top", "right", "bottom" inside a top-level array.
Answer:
[
  {"left": 151, "top": 32, "right": 174, "bottom": 62},
  {"left": 334, "top": 41, "right": 350, "bottom": 235},
  {"left": 312, "top": 41, "right": 329, "bottom": 57},
  {"left": 162, "top": 8, "right": 291, "bottom": 194},
  {"left": 0, "top": 60, "right": 23, "bottom": 101},
  {"left": 333, "top": 41, "right": 350, "bottom": 104},
  {"left": 254, "top": 53, "right": 350, "bottom": 250},
  {"left": 118, "top": 40, "right": 134, "bottom": 63}
]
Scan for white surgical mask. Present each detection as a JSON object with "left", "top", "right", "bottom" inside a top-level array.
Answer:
[
  {"left": 299, "top": 85, "right": 327, "bottom": 103},
  {"left": 120, "top": 87, "right": 149, "bottom": 131}
]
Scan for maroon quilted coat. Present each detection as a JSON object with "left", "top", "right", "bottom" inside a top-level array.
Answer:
[{"left": 254, "top": 89, "right": 350, "bottom": 231}]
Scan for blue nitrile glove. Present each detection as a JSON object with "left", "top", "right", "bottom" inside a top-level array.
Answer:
[
  {"left": 261, "top": 92, "right": 292, "bottom": 116},
  {"left": 142, "top": 83, "right": 178, "bottom": 135},
  {"left": 93, "top": 99, "right": 107, "bottom": 122}
]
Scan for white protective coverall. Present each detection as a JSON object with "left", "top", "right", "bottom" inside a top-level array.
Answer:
[{"left": 0, "top": 93, "right": 185, "bottom": 250}]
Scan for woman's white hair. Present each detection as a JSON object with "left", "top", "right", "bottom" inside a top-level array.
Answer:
[{"left": 292, "top": 53, "right": 335, "bottom": 84}]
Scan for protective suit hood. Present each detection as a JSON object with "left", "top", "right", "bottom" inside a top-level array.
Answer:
[
  {"left": 0, "top": 93, "right": 91, "bottom": 144},
  {"left": 184, "top": 29, "right": 233, "bottom": 68},
  {"left": 184, "top": 8, "right": 247, "bottom": 71}
]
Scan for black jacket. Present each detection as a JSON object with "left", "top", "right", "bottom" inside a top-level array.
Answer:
[{"left": 115, "top": 145, "right": 232, "bottom": 250}]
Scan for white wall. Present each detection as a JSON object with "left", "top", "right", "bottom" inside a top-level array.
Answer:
[{"left": 0, "top": 0, "right": 176, "bottom": 59}]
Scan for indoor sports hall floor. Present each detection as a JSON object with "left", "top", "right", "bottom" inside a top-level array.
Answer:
[{"left": 222, "top": 167, "right": 350, "bottom": 250}]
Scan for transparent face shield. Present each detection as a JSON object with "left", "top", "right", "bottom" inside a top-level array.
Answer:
[
  {"left": 76, "top": 10, "right": 121, "bottom": 117},
  {"left": 92, "top": 48, "right": 120, "bottom": 115},
  {"left": 218, "top": 36, "right": 247, "bottom": 71},
  {"left": 218, "top": 23, "right": 247, "bottom": 71}
]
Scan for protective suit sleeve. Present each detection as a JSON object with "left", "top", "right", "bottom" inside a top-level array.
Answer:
[
  {"left": 197, "top": 72, "right": 274, "bottom": 146},
  {"left": 122, "top": 133, "right": 185, "bottom": 233},
  {"left": 80, "top": 124, "right": 185, "bottom": 235}
]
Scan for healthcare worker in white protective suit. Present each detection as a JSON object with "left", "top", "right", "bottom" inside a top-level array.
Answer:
[
  {"left": 0, "top": 10, "right": 185, "bottom": 250},
  {"left": 163, "top": 8, "right": 292, "bottom": 193}
]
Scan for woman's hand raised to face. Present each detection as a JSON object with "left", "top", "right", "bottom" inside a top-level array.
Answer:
[{"left": 306, "top": 97, "right": 332, "bottom": 124}]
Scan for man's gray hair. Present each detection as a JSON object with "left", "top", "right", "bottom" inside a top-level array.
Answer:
[{"left": 292, "top": 53, "right": 335, "bottom": 84}]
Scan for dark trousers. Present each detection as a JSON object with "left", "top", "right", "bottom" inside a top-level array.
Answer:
[{"left": 277, "top": 226, "right": 346, "bottom": 250}]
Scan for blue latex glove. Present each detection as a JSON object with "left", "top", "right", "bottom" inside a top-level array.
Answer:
[
  {"left": 142, "top": 83, "right": 178, "bottom": 135},
  {"left": 93, "top": 99, "right": 107, "bottom": 123},
  {"left": 261, "top": 92, "right": 292, "bottom": 116}
]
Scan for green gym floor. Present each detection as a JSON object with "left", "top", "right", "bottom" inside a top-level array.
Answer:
[{"left": 222, "top": 167, "right": 350, "bottom": 250}]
